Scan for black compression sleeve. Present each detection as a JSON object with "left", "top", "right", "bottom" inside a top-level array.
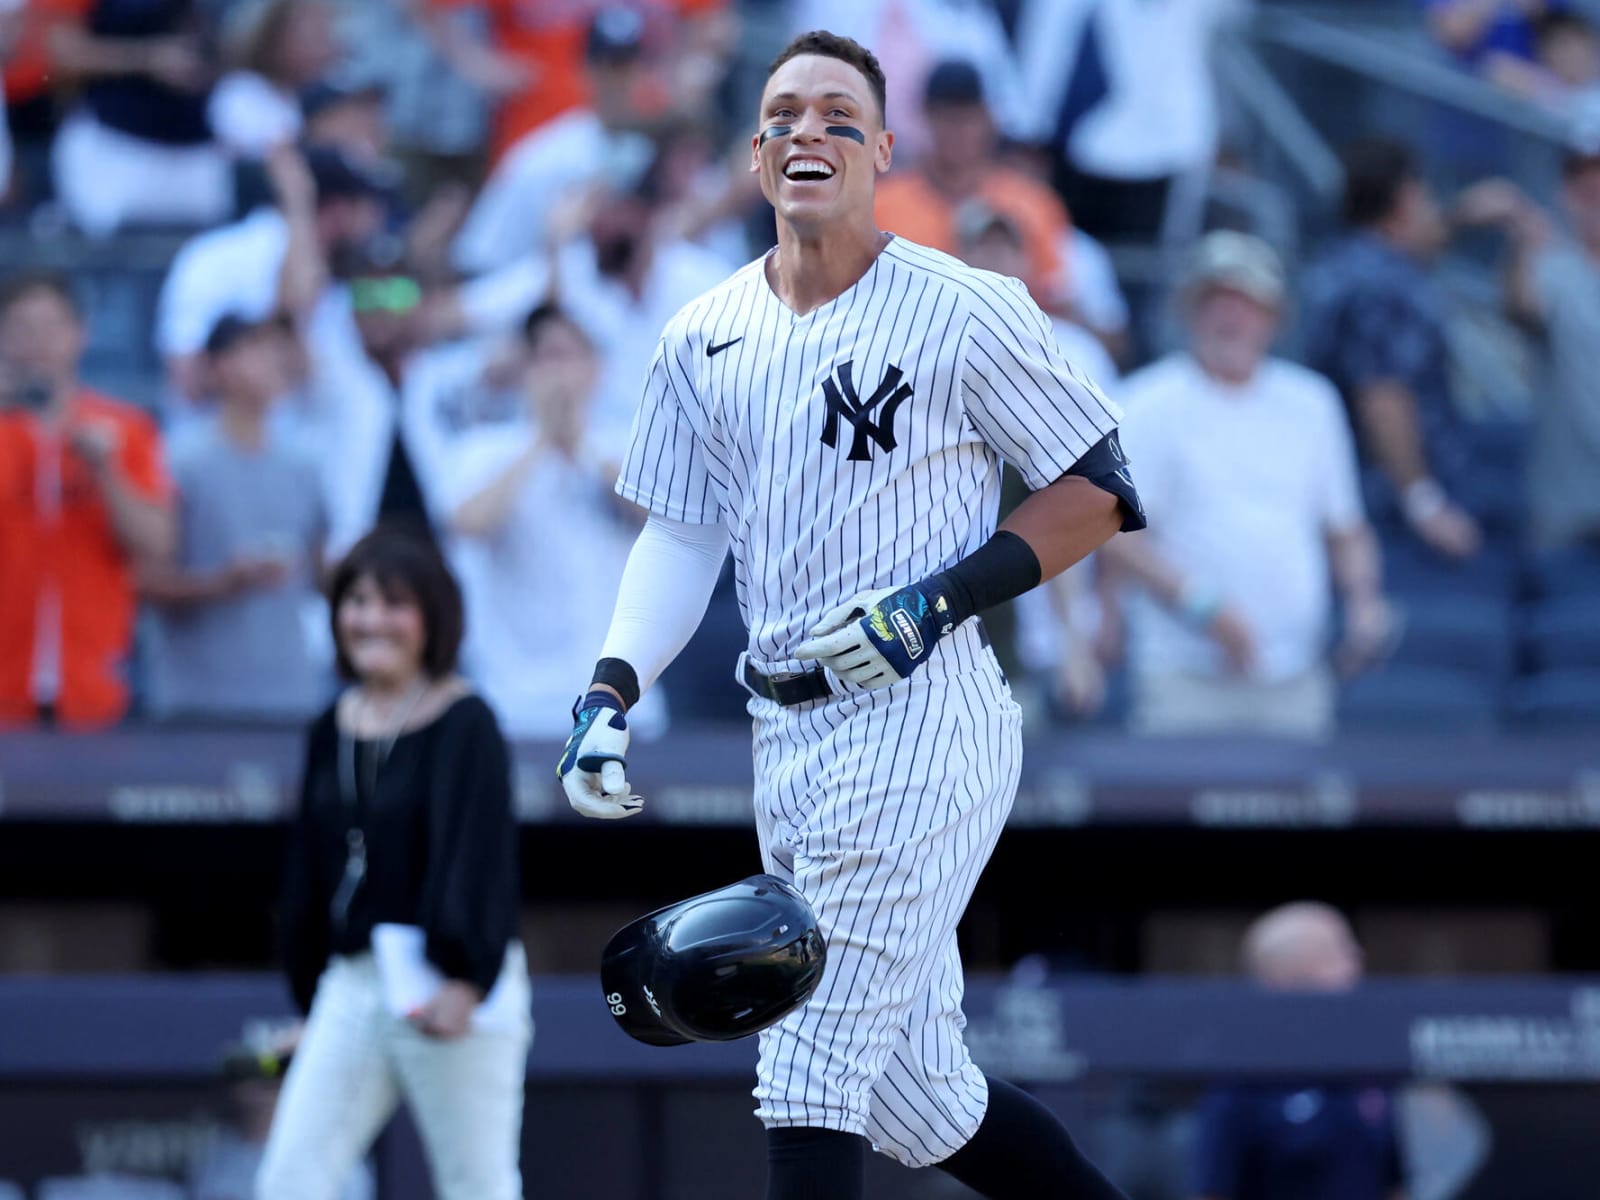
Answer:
[
  {"left": 922, "top": 530, "right": 1042, "bottom": 626},
  {"left": 590, "top": 657, "right": 640, "bottom": 710}
]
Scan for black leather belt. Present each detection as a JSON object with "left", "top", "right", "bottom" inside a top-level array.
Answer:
[
  {"left": 742, "top": 658, "right": 833, "bottom": 707},
  {"left": 744, "top": 619, "right": 992, "bottom": 708}
]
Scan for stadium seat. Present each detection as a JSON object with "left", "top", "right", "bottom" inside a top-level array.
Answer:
[
  {"left": 1525, "top": 544, "right": 1600, "bottom": 603},
  {"left": 1506, "top": 670, "right": 1600, "bottom": 731},
  {"left": 1380, "top": 533, "right": 1519, "bottom": 601},
  {"left": 1338, "top": 664, "right": 1500, "bottom": 731},
  {"left": 1522, "top": 597, "right": 1600, "bottom": 673},
  {"left": 38, "top": 1176, "right": 185, "bottom": 1200},
  {"left": 1383, "top": 594, "right": 1515, "bottom": 680}
]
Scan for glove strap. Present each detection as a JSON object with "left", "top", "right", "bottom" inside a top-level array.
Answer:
[{"left": 572, "top": 687, "right": 625, "bottom": 722}]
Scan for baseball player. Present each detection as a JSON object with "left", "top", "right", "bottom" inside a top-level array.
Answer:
[{"left": 558, "top": 30, "right": 1144, "bottom": 1200}]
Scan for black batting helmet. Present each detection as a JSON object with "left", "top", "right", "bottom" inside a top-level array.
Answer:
[{"left": 600, "top": 875, "right": 827, "bottom": 1046}]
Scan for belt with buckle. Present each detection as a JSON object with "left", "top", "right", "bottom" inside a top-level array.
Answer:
[
  {"left": 744, "top": 618, "right": 992, "bottom": 708},
  {"left": 742, "top": 658, "right": 832, "bottom": 708}
]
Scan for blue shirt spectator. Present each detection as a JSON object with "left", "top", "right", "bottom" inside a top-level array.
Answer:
[
  {"left": 1193, "top": 902, "right": 1408, "bottom": 1200},
  {"left": 1301, "top": 232, "right": 1469, "bottom": 496},
  {"left": 1193, "top": 1082, "right": 1405, "bottom": 1200},
  {"left": 1301, "top": 138, "right": 1486, "bottom": 562},
  {"left": 1423, "top": 0, "right": 1570, "bottom": 66}
]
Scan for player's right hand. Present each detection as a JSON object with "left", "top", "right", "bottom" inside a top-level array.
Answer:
[{"left": 557, "top": 695, "right": 643, "bottom": 820}]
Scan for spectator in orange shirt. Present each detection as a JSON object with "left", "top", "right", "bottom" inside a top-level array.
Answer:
[
  {"left": 422, "top": 0, "right": 730, "bottom": 167},
  {"left": 0, "top": 271, "right": 174, "bottom": 728},
  {"left": 875, "top": 58, "right": 1074, "bottom": 309}
]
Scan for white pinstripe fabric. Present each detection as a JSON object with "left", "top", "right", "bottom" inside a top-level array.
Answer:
[
  {"left": 749, "top": 648, "right": 1021, "bottom": 1165},
  {"left": 616, "top": 236, "right": 1121, "bottom": 671},
  {"left": 613, "top": 235, "right": 1118, "bottom": 1166}
]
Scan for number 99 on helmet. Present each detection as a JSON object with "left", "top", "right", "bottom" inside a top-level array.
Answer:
[{"left": 599, "top": 875, "right": 828, "bottom": 1046}]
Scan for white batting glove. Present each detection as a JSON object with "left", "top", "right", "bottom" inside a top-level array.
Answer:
[
  {"left": 794, "top": 583, "right": 955, "bottom": 690},
  {"left": 557, "top": 697, "right": 643, "bottom": 819}
]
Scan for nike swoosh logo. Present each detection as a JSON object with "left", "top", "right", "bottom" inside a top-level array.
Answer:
[{"left": 706, "top": 338, "right": 742, "bottom": 357}]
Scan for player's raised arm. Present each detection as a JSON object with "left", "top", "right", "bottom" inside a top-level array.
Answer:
[
  {"left": 796, "top": 277, "right": 1145, "bottom": 691},
  {"left": 556, "top": 331, "right": 731, "bottom": 819}
]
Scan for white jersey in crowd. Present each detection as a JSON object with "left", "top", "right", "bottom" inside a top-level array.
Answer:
[
  {"left": 616, "top": 235, "right": 1122, "bottom": 667},
  {"left": 1117, "top": 352, "right": 1364, "bottom": 681}
]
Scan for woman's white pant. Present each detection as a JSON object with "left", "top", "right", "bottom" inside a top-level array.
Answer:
[{"left": 256, "top": 948, "right": 532, "bottom": 1200}]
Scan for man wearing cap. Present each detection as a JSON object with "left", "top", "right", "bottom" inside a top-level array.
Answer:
[
  {"left": 1102, "top": 232, "right": 1394, "bottom": 737},
  {"left": 1466, "top": 119, "right": 1600, "bottom": 550},
  {"left": 141, "top": 313, "right": 329, "bottom": 721},
  {"left": 155, "top": 142, "right": 388, "bottom": 410}
]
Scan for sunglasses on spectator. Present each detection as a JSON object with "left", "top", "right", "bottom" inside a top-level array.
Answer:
[{"left": 351, "top": 276, "right": 422, "bottom": 314}]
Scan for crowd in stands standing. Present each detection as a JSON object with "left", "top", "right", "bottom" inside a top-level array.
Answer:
[{"left": 0, "top": 0, "right": 1595, "bottom": 738}]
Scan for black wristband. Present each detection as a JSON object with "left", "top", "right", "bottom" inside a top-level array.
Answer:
[
  {"left": 590, "top": 657, "right": 640, "bottom": 710},
  {"left": 923, "top": 530, "right": 1042, "bottom": 626}
]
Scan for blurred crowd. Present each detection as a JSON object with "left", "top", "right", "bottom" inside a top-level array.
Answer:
[
  {"left": 0, "top": 0, "right": 1598, "bottom": 741},
  {"left": 1425, "top": 0, "right": 1600, "bottom": 117}
]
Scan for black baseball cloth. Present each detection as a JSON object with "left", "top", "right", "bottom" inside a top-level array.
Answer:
[
  {"left": 280, "top": 694, "right": 520, "bottom": 1013},
  {"left": 85, "top": 0, "right": 212, "bottom": 144},
  {"left": 937, "top": 1076, "right": 1130, "bottom": 1199},
  {"left": 766, "top": 1128, "right": 864, "bottom": 1200}
]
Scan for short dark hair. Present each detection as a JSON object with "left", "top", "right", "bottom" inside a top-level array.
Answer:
[
  {"left": 1340, "top": 139, "right": 1419, "bottom": 228},
  {"left": 0, "top": 269, "right": 81, "bottom": 321},
  {"left": 327, "top": 524, "right": 464, "bottom": 681},
  {"left": 766, "top": 30, "right": 887, "bottom": 125},
  {"left": 522, "top": 301, "right": 589, "bottom": 351},
  {"left": 1536, "top": 11, "right": 1597, "bottom": 47}
]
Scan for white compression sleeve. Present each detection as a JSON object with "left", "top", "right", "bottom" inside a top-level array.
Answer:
[{"left": 600, "top": 513, "right": 731, "bottom": 696}]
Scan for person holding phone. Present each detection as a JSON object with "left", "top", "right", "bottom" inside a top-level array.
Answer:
[
  {"left": 258, "top": 525, "right": 529, "bottom": 1200},
  {"left": 0, "top": 269, "right": 174, "bottom": 728}
]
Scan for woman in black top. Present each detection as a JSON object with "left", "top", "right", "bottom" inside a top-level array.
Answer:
[{"left": 259, "top": 526, "right": 529, "bottom": 1200}]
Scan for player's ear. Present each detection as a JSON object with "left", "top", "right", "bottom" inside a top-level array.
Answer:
[
  {"left": 875, "top": 129, "right": 894, "bottom": 175},
  {"left": 750, "top": 132, "right": 762, "bottom": 173}
]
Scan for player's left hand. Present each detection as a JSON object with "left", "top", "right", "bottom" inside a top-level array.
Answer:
[{"left": 794, "top": 582, "right": 955, "bottom": 689}]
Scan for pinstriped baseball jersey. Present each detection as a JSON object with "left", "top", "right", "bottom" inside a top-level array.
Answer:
[
  {"left": 614, "top": 235, "right": 1122, "bottom": 665},
  {"left": 614, "top": 233, "right": 1123, "bottom": 1166}
]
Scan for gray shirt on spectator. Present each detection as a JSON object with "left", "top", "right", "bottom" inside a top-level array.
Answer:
[
  {"left": 1530, "top": 238, "right": 1600, "bottom": 548},
  {"left": 147, "top": 421, "right": 328, "bottom": 721}
]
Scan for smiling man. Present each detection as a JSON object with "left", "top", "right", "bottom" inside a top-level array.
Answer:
[{"left": 556, "top": 30, "right": 1142, "bottom": 1200}]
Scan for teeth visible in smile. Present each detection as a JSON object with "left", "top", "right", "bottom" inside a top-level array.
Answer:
[{"left": 785, "top": 159, "right": 834, "bottom": 180}]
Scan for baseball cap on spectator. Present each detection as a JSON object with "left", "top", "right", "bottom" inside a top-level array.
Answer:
[
  {"left": 303, "top": 144, "right": 396, "bottom": 203},
  {"left": 586, "top": 7, "right": 645, "bottom": 63},
  {"left": 1181, "top": 231, "right": 1286, "bottom": 309},
  {"left": 301, "top": 76, "right": 387, "bottom": 124},
  {"left": 203, "top": 313, "right": 277, "bottom": 358},
  {"left": 923, "top": 59, "right": 985, "bottom": 109}
]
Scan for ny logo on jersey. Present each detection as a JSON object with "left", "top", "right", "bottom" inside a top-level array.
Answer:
[{"left": 819, "top": 361, "right": 914, "bottom": 462}]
